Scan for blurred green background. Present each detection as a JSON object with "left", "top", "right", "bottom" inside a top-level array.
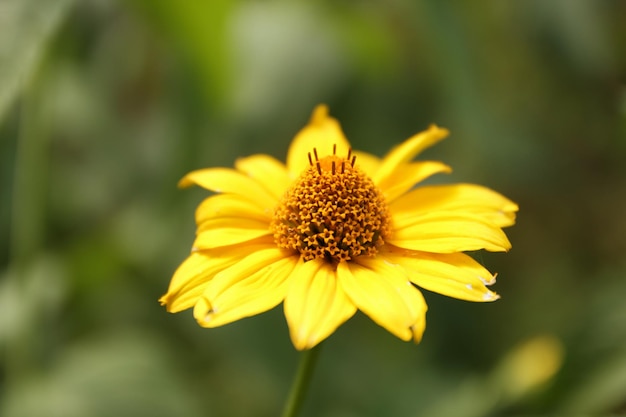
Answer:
[{"left": 1, "top": 0, "right": 625, "bottom": 416}]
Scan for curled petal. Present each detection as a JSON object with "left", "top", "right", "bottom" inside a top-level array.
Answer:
[
  {"left": 286, "top": 105, "right": 351, "bottom": 179},
  {"left": 284, "top": 259, "right": 357, "bottom": 350}
]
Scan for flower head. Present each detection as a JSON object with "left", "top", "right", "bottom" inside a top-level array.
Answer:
[{"left": 160, "top": 105, "right": 518, "bottom": 350}]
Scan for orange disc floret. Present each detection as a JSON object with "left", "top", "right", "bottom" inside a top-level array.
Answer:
[{"left": 271, "top": 149, "right": 391, "bottom": 264}]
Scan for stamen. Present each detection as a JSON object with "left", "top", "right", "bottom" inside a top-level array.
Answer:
[
  {"left": 333, "top": 144, "right": 336, "bottom": 155},
  {"left": 332, "top": 161, "right": 336, "bottom": 175},
  {"left": 341, "top": 161, "right": 345, "bottom": 173},
  {"left": 347, "top": 148, "right": 352, "bottom": 160},
  {"left": 351, "top": 155, "right": 356, "bottom": 167},
  {"left": 313, "top": 148, "right": 319, "bottom": 162},
  {"left": 308, "top": 152, "right": 313, "bottom": 166},
  {"left": 316, "top": 161, "right": 322, "bottom": 175}
]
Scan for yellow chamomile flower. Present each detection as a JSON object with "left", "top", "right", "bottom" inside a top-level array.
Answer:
[{"left": 160, "top": 105, "right": 518, "bottom": 350}]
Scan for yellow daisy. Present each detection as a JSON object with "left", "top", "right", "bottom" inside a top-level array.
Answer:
[{"left": 160, "top": 105, "right": 518, "bottom": 350}]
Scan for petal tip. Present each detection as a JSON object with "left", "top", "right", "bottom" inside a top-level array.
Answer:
[
  {"left": 480, "top": 273, "right": 497, "bottom": 286},
  {"left": 411, "top": 320, "right": 426, "bottom": 344},
  {"left": 158, "top": 294, "right": 169, "bottom": 307},
  {"left": 290, "top": 330, "right": 319, "bottom": 351},
  {"left": 178, "top": 175, "right": 194, "bottom": 188},
  {"left": 159, "top": 293, "right": 185, "bottom": 313},
  {"left": 439, "top": 163, "right": 453, "bottom": 174},
  {"left": 428, "top": 124, "right": 450, "bottom": 138},
  {"left": 311, "top": 104, "right": 330, "bottom": 124},
  {"left": 484, "top": 291, "right": 500, "bottom": 302},
  {"left": 193, "top": 297, "right": 214, "bottom": 326}
]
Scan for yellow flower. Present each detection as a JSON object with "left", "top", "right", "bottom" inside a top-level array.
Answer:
[{"left": 160, "top": 105, "right": 518, "bottom": 350}]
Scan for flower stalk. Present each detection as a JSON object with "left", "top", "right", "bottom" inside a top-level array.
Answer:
[{"left": 281, "top": 343, "right": 323, "bottom": 417}]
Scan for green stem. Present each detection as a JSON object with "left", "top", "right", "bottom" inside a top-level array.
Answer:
[{"left": 281, "top": 344, "right": 323, "bottom": 417}]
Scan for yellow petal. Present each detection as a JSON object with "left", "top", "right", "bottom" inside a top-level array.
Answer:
[
  {"left": 234, "top": 154, "right": 291, "bottom": 200},
  {"left": 160, "top": 240, "right": 279, "bottom": 312},
  {"left": 391, "top": 183, "right": 519, "bottom": 228},
  {"left": 379, "top": 161, "right": 452, "bottom": 203},
  {"left": 384, "top": 247, "right": 500, "bottom": 302},
  {"left": 389, "top": 211, "right": 512, "bottom": 253},
  {"left": 286, "top": 105, "right": 351, "bottom": 179},
  {"left": 373, "top": 124, "right": 449, "bottom": 186},
  {"left": 196, "top": 194, "right": 271, "bottom": 225},
  {"left": 196, "top": 215, "right": 269, "bottom": 233},
  {"left": 284, "top": 259, "right": 357, "bottom": 350},
  {"left": 179, "top": 168, "right": 277, "bottom": 210},
  {"left": 193, "top": 222, "right": 273, "bottom": 250},
  {"left": 352, "top": 150, "right": 381, "bottom": 178},
  {"left": 411, "top": 312, "right": 427, "bottom": 344},
  {"left": 204, "top": 248, "right": 292, "bottom": 297},
  {"left": 338, "top": 258, "right": 427, "bottom": 343},
  {"left": 159, "top": 251, "right": 241, "bottom": 313},
  {"left": 194, "top": 250, "right": 298, "bottom": 327}
]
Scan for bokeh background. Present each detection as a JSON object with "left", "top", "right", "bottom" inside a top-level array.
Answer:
[{"left": 1, "top": 0, "right": 625, "bottom": 416}]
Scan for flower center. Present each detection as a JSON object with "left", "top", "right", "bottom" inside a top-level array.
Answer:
[{"left": 271, "top": 147, "right": 391, "bottom": 264}]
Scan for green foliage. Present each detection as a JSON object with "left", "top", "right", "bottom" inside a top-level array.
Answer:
[
  {"left": 0, "top": 0, "right": 75, "bottom": 121},
  {"left": 1, "top": 0, "right": 624, "bottom": 416}
]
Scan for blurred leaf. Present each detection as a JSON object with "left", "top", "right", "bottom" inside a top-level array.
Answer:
[
  {"left": 1, "top": 331, "right": 205, "bottom": 417},
  {"left": 332, "top": 5, "right": 400, "bottom": 80},
  {"left": 419, "top": 335, "right": 564, "bottom": 417},
  {"left": 558, "top": 349, "right": 626, "bottom": 414},
  {"left": 0, "top": 0, "right": 75, "bottom": 122},
  {"left": 227, "top": 2, "right": 346, "bottom": 124},
  {"left": 128, "top": 0, "right": 234, "bottom": 110},
  {"left": 490, "top": 335, "right": 564, "bottom": 403},
  {"left": 555, "top": 271, "right": 626, "bottom": 414},
  {"left": 0, "top": 255, "right": 67, "bottom": 347},
  {"left": 520, "top": 0, "right": 614, "bottom": 75}
]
